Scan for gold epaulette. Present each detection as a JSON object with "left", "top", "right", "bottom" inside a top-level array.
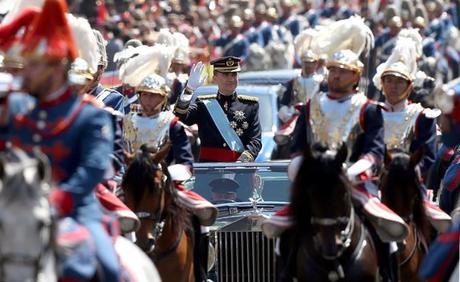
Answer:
[
  {"left": 198, "top": 94, "right": 217, "bottom": 100},
  {"left": 237, "top": 95, "right": 258, "bottom": 102}
]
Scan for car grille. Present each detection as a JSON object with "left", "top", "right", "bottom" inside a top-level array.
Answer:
[{"left": 215, "top": 230, "right": 277, "bottom": 282}]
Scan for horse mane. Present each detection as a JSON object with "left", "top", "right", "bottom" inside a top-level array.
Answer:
[
  {"left": 290, "top": 143, "right": 351, "bottom": 235},
  {"left": 122, "top": 148, "right": 191, "bottom": 230},
  {"left": 383, "top": 150, "right": 429, "bottom": 241}
]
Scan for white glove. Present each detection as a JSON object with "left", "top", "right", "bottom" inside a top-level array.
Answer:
[
  {"left": 278, "top": 105, "right": 295, "bottom": 123},
  {"left": 346, "top": 159, "right": 373, "bottom": 181},
  {"left": 186, "top": 62, "right": 207, "bottom": 91}
]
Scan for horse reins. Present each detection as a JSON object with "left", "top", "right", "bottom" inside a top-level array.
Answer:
[{"left": 310, "top": 206, "right": 356, "bottom": 259}]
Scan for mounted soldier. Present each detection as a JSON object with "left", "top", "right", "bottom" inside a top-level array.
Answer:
[
  {"left": 262, "top": 16, "right": 408, "bottom": 282},
  {"left": 174, "top": 56, "right": 262, "bottom": 162},
  {"left": 120, "top": 49, "right": 217, "bottom": 280},
  {"left": 0, "top": 1, "right": 121, "bottom": 280}
]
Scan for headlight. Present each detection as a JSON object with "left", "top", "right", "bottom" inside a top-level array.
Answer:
[{"left": 207, "top": 242, "right": 216, "bottom": 272}]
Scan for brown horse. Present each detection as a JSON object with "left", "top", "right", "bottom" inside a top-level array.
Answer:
[
  {"left": 380, "top": 149, "right": 430, "bottom": 282},
  {"left": 278, "top": 143, "right": 379, "bottom": 281},
  {"left": 122, "top": 143, "right": 194, "bottom": 282}
]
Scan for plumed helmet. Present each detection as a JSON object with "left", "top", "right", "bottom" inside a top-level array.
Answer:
[{"left": 136, "top": 74, "right": 169, "bottom": 96}]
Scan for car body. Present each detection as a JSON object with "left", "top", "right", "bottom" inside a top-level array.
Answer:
[
  {"left": 184, "top": 161, "right": 291, "bottom": 282},
  {"left": 194, "top": 85, "right": 282, "bottom": 161}
]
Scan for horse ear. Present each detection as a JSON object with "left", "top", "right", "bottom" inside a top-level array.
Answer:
[
  {"left": 409, "top": 147, "right": 424, "bottom": 168},
  {"left": 151, "top": 142, "right": 172, "bottom": 164},
  {"left": 384, "top": 147, "right": 392, "bottom": 168},
  {"left": 335, "top": 143, "right": 348, "bottom": 165}
]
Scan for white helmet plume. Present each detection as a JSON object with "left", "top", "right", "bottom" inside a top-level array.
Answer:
[
  {"left": 119, "top": 44, "right": 173, "bottom": 87},
  {"left": 310, "top": 16, "right": 374, "bottom": 59}
]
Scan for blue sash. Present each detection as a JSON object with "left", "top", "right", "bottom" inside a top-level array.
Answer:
[{"left": 202, "top": 99, "right": 244, "bottom": 153}]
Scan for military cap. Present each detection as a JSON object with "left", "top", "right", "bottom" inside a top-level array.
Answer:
[{"left": 211, "top": 56, "right": 241, "bottom": 73}]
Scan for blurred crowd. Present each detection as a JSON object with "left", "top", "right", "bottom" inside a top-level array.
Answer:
[{"left": 59, "top": 0, "right": 458, "bottom": 84}]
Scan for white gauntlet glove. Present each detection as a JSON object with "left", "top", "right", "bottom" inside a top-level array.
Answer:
[
  {"left": 180, "top": 62, "right": 207, "bottom": 103},
  {"left": 186, "top": 62, "right": 207, "bottom": 91},
  {"left": 346, "top": 159, "right": 373, "bottom": 182}
]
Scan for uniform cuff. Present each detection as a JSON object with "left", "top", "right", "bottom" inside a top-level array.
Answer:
[{"left": 238, "top": 150, "right": 255, "bottom": 162}]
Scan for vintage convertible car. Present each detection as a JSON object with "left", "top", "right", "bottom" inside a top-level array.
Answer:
[
  {"left": 184, "top": 161, "right": 291, "bottom": 282},
  {"left": 194, "top": 85, "right": 282, "bottom": 161}
]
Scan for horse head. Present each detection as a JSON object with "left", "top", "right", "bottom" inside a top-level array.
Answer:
[
  {"left": 122, "top": 140, "right": 186, "bottom": 254},
  {"left": 380, "top": 148, "right": 428, "bottom": 236},
  {"left": 291, "top": 144, "right": 354, "bottom": 259},
  {"left": 0, "top": 148, "right": 55, "bottom": 281},
  {"left": 291, "top": 143, "right": 353, "bottom": 260}
]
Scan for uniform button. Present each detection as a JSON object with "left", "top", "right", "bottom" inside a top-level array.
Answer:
[
  {"left": 223, "top": 143, "right": 227, "bottom": 147},
  {"left": 38, "top": 111, "right": 47, "bottom": 119},
  {"left": 32, "top": 134, "right": 41, "bottom": 142},
  {"left": 37, "top": 120, "right": 46, "bottom": 129}
]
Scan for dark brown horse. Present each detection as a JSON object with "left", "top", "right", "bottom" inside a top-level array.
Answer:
[
  {"left": 278, "top": 143, "right": 379, "bottom": 282},
  {"left": 380, "top": 149, "right": 430, "bottom": 282},
  {"left": 122, "top": 143, "right": 194, "bottom": 282}
]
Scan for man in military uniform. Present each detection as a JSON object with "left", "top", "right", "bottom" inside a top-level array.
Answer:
[
  {"left": 174, "top": 56, "right": 262, "bottom": 162},
  {"left": 123, "top": 74, "right": 194, "bottom": 166},
  {"left": 263, "top": 50, "right": 405, "bottom": 282},
  {"left": 212, "top": 16, "right": 250, "bottom": 61},
  {"left": 373, "top": 36, "right": 438, "bottom": 179},
  {"left": 278, "top": 49, "right": 324, "bottom": 123},
  {"left": 86, "top": 29, "right": 124, "bottom": 112},
  {"left": 0, "top": 1, "right": 120, "bottom": 280}
]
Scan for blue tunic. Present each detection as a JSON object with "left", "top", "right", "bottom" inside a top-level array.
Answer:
[{"left": 0, "top": 89, "right": 119, "bottom": 281}]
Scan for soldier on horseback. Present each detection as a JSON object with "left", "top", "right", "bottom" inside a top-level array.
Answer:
[
  {"left": 0, "top": 1, "right": 121, "bottom": 280},
  {"left": 121, "top": 54, "right": 217, "bottom": 280},
  {"left": 262, "top": 16, "right": 408, "bottom": 282}
]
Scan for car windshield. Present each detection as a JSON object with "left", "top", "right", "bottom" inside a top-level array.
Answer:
[{"left": 184, "top": 162, "right": 291, "bottom": 204}]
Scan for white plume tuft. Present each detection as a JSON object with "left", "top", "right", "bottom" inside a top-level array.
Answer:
[
  {"left": 66, "top": 14, "right": 99, "bottom": 73},
  {"left": 397, "top": 28, "right": 423, "bottom": 58},
  {"left": 294, "top": 28, "right": 318, "bottom": 56},
  {"left": 2, "top": 0, "right": 43, "bottom": 24},
  {"left": 119, "top": 44, "right": 174, "bottom": 87},
  {"left": 310, "top": 16, "right": 374, "bottom": 59},
  {"left": 372, "top": 36, "right": 418, "bottom": 90}
]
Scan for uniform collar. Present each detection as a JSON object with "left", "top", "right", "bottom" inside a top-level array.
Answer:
[
  {"left": 385, "top": 99, "right": 408, "bottom": 112},
  {"left": 326, "top": 92, "right": 354, "bottom": 103},
  {"left": 217, "top": 91, "right": 237, "bottom": 102},
  {"left": 38, "top": 85, "right": 73, "bottom": 108}
]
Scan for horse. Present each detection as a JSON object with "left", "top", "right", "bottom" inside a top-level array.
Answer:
[
  {"left": 0, "top": 148, "right": 161, "bottom": 282},
  {"left": 0, "top": 148, "right": 56, "bottom": 282},
  {"left": 122, "top": 143, "right": 195, "bottom": 282},
  {"left": 278, "top": 143, "right": 379, "bottom": 282},
  {"left": 380, "top": 149, "right": 430, "bottom": 282}
]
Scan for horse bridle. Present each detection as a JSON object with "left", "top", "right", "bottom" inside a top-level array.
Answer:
[
  {"left": 135, "top": 185, "right": 167, "bottom": 254},
  {"left": 310, "top": 206, "right": 356, "bottom": 260}
]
